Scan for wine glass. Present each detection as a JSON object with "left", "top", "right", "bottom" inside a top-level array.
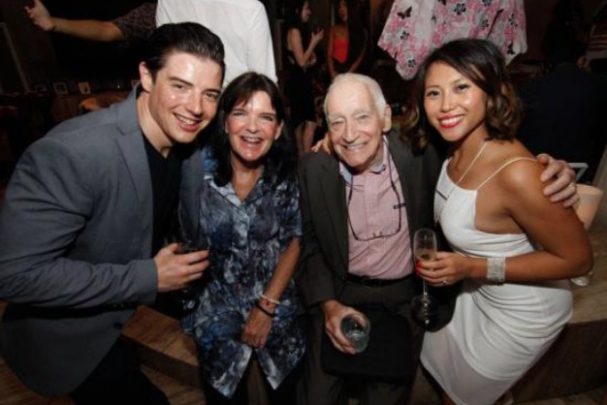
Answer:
[
  {"left": 176, "top": 221, "right": 209, "bottom": 311},
  {"left": 411, "top": 228, "right": 440, "bottom": 328}
]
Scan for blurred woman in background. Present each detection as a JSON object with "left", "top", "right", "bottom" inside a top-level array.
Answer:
[
  {"left": 326, "top": 0, "right": 368, "bottom": 80},
  {"left": 284, "top": 0, "right": 324, "bottom": 155}
]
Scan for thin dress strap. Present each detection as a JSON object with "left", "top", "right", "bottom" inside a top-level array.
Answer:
[{"left": 476, "top": 157, "right": 537, "bottom": 190}]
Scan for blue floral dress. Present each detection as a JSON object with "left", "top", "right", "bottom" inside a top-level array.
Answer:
[{"left": 182, "top": 148, "right": 305, "bottom": 398}]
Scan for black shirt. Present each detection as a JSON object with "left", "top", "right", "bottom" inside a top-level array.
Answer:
[{"left": 143, "top": 136, "right": 182, "bottom": 253}]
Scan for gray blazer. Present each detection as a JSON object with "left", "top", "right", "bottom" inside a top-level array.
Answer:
[{"left": 0, "top": 90, "right": 158, "bottom": 396}]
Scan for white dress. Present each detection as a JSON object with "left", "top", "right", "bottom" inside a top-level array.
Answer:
[{"left": 420, "top": 158, "right": 572, "bottom": 405}]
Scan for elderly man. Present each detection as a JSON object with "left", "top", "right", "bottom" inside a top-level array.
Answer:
[
  {"left": 0, "top": 23, "right": 222, "bottom": 403},
  {"left": 296, "top": 73, "right": 577, "bottom": 405}
]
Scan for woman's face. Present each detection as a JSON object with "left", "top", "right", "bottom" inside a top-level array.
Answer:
[
  {"left": 338, "top": 0, "right": 348, "bottom": 22},
  {"left": 225, "top": 90, "right": 283, "bottom": 167},
  {"left": 300, "top": 1, "right": 312, "bottom": 23},
  {"left": 423, "top": 62, "right": 488, "bottom": 144}
]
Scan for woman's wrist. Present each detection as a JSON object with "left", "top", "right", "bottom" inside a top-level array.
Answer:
[
  {"left": 260, "top": 293, "right": 280, "bottom": 306},
  {"left": 486, "top": 257, "right": 506, "bottom": 284},
  {"left": 255, "top": 301, "right": 275, "bottom": 318}
]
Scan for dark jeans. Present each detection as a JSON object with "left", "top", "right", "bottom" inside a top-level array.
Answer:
[
  {"left": 204, "top": 356, "right": 302, "bottom": 405},
  {"left": 70, "top": 339, "right": 169, "bottom": 405}
]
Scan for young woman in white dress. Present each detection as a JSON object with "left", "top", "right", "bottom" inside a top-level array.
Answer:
[{"left": 402, "top": 39, "right": 593, "bottom": 405}]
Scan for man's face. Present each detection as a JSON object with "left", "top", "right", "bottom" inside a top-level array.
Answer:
[
  {"left": 139, "top": 52, "right": 223, "bottom": 153},
  {"left": 326, "top": 81, "right": 391, "bottom": 173}
]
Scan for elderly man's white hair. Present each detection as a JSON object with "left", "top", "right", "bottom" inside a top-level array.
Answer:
[{"left": 323, "top": 73, "right": 388, "bottom": 117}]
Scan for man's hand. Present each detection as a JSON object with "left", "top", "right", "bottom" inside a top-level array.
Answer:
[
  {"left": 154, "top": 243, "right": 209, "bottom": 292},
  {"left": 537, "top": 153, "right": 579, "bottom": 207},
  {"left": 321, "top": 300, "right": 360, "bottom": 355},
  {"left": 25, "top": 0, "right": 55, "bottom": 32}
]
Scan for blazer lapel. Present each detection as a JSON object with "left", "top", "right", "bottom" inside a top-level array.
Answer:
[
  {"left": 318, "top": 157, "right": 349, "bottom": 271},
  {"left": 388, "top": 135, "right": 418, "bottom": 234},
  {"left": 114, "top": 91, "right": 152, "bottom": 225}
]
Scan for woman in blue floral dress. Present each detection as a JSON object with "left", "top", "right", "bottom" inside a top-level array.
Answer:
[{"left": 180, "top": 72, "right": 304, "bottom": 404}]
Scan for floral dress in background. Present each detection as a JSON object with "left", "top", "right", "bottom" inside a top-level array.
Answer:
[
  {"left": 378, "top": 0, "right": 527, "bottom": 79},
  {"left": 183, "top": 148, "right": 305, "bottom": 398}
]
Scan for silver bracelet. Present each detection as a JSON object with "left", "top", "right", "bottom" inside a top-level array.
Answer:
[
  {"left": 487, "top": 257, "right": 506, "bottom": 284},
  {"left": 260, "top": 293, "right": 280, "bottom": 306}
]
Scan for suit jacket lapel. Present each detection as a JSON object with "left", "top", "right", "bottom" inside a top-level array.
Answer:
[
  {"left": 318, "top": 157, "right": 349, "bottom": 271},
  {"left": 114, "top": 91, "right": 152, "bottom": 227},
  {"left": 388, "top": 134, "right": 418, "bottom": 234}
]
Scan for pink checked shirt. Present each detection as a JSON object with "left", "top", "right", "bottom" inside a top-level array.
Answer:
[
  {"left": 340, "top": 139, "right": 413, "bottom": 279},
  {"left": 378, "top": 0, "right": 527, "bottom": 79}
]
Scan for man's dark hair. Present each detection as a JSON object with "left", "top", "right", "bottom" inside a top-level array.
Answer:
[{"left": 142, "top": 22, "right": 225, "bottom": 82}]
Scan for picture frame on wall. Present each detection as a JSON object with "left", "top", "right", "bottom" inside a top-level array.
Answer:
[
  {"left": 33, "top": 82, "right": 49, "bottom": 93},
  {"left": 78, "top": 81, "right": 91, "bottom": 95},
  {"left": 52, "top": 82, "right": 69, "bottom": 96}
]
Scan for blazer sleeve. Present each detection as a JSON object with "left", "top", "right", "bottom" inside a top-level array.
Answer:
[
  {"left": 295, "top": 158, "right": 338, "bottom": 309},
  {"left": 0, "top": 137, "right": 157, "bottom": 308}
]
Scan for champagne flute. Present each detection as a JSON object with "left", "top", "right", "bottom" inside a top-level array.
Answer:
[{"left": 411, "top": 228, "right": 440, "bottom": 328}]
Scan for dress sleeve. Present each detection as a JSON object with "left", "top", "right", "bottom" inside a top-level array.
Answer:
[
  {"left": 378, "top": 0, "right": 527, "bottom": 79},
  {"left": 278, "top": 178, "right": 302, "bottom": 247}
]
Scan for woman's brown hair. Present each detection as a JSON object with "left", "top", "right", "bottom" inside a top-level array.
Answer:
[{"left": 401, "top": 38, "right": 522, "bottom": 152}]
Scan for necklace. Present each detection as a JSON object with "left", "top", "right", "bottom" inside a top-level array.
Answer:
[
  {"left": 435, "top": 141, "right": 489, "bottom": 225},
  {"left": 454, "top": 140, "right": 489, "bottom": 184}
]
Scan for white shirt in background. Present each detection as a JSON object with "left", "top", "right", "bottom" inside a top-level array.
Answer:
[{"left": 156, "top": 0, "right": 277, "bottom": 86}]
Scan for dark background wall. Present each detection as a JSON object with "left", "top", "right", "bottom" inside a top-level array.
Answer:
[
  {"left": 0, "top": 0, "right": 604, "bottom": 95},
  {"left": 0, "top": 0, "right": 151, "bottom": 93}
]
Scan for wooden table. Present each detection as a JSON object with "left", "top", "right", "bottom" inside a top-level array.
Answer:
[
  {"left": 1, "top": 224, "right": 606, "bottom": 402},
  {"left": 512, "top": 222, "right": 607, "bottom": 401}
]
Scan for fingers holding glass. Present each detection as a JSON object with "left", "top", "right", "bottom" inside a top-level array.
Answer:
[{"left": 412, "top": 228, "right": 440, "bottom": 328}]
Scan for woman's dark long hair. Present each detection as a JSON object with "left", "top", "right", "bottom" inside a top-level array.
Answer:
[
  {"left": 401, "top": 39, "right": 522, "bottom": 153},
  {"left": 284, "top": 0, "right": 311, "bottom": 53},
  {"left": 339, "top": 0, "right": 367, "bottom": 69},
  {"left": 210, "top": 72, "right": 297, "bottom": 187}
]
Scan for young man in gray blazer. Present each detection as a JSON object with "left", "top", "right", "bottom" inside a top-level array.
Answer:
[{"left": 0, "top": 23, "right": 223, "bottom": 403}]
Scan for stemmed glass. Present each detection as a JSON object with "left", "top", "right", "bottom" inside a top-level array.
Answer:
[
  {"left": 411, "top": 228, "right": 440, "bottom": 328},
  {"left": 176, "top": 219, "right": 209, "bottom": 312}
]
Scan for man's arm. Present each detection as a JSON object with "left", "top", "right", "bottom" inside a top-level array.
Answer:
[
  {"left": 25, "top": 0, "right": 124, "bottom": 41},
  {"left": 0, "top": 138, "right": 155, "bottom": 308},
  {"left": 295, "top": 160, "right": 339, "bottom": 308}
]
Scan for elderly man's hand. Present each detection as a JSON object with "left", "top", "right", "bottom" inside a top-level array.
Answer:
[
  {"left": 537, "top": 154, "right": 579, "bottom": 207},
  {"left": 320, "top": 299, "right": 360, "bottom": 355}
]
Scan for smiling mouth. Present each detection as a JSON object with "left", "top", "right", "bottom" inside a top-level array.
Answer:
[
  {"left": 344, "top": 142, "right": 366, "bottom": 151},
  {"left": 241, "top": 135, "right": 263, "bottom": 145},
  {"left": 175, "top": 114, "right": 202, "bottom": 128},
  {"left": 438, "top": 116, "right": 463, "bottom": 128}
]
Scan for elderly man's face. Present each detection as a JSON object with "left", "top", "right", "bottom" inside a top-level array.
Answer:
[{"left": 326, "top": 81, "right": 391, "bottom": 173}]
